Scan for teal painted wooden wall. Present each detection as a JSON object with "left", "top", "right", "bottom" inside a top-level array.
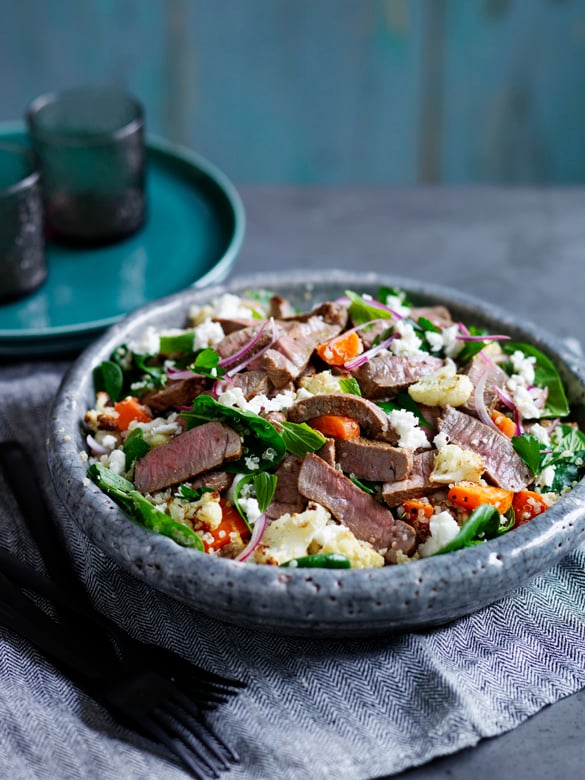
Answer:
[{"left": 2, "top": 0, "right": 585, "bottom": 184}]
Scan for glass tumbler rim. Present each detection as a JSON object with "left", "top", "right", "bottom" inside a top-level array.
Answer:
[
  {"left": 26, "top": 86, "right": 144, "bottom": 148},
  {"left": 0, "top": 142, "right": 40, "bottom": 198}
]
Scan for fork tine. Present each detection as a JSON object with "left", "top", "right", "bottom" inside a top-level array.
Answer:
[
  {"left": 131, "top": 711, "right": 220, "bottom": 780},
  {"left": 168, "top": 690, "right": 241, "bottom": 765}
]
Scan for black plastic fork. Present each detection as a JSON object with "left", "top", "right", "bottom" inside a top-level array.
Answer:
[{"left": 0, "top": 440, "right": 245, "bottom": 778}]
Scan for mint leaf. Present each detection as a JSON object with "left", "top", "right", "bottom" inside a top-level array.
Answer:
[{"left": 280, "top": 421, "right": 326, "bottom": 458}]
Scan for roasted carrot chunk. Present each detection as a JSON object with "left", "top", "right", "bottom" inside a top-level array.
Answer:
[
  {"left": 512, "top": 490, "right": 551, "bottom": 527},
  {"left": 309, "top": 414, "right": 361, "bottom": 440},
  {"left": 113, "top": 396, "right": 153, "bottom": 431},
  {"left": 315, "top": 331, "right": 362, "bottom": 366},
  {"left": 491, "top": 410, "right": 517, "bottom": 438},
  {"left": 401, "top": 499, "right": 434, "bottom": 521},
  {"left": 202, "top": 499, "right": 250, "bottom": 552},
  {"left": 448, "top": 483, "right": 514, "bottom": 514}
]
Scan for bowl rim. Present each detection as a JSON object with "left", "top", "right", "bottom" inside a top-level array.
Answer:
[{"left": 47, "top": 270, "right": 585, "bottom": 636}]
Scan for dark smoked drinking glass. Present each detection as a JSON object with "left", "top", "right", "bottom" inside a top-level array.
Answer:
[
  {"left": 0, "top": 143, "right": 46, "bottom": 303},
  {"left": 26, "top": 87, "right": 146, "bottom": 246}
]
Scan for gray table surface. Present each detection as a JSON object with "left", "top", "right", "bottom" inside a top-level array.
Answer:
[{"left": 234, "top": 185, "right": 585, "bottom": 780}]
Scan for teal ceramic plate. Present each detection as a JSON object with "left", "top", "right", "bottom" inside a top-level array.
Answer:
[{"left": 0, "top": 123, "right": 245, "bottom": 356}]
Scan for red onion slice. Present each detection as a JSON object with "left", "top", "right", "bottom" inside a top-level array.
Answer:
[
  {"left": 235, "top": 513, "right": 268, "bottom": 562},
  {"left": 473, "top": 370, "right": 501, "bottom": 431},
  {"left": 166, "top": 366, "right": 203, "bottom": 380},
  {"left": 343, "top": 334, "right": 395, "bottom": 370},
  {"left": 216, "top": 318, "right": 278, "bottom": 377},
  {"left": 86, "top": 434, "right": 110, "bottom": 456}
]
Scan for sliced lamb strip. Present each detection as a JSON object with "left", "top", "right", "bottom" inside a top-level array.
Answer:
[
  {"left": 286, "top": 393, "right": 394, "bottom": 441},
  {"left": 142, "top": 377, "right": 207, "bottom": 414},
  {"left": 316, "top": 437, "right": 336, "bottom": 467},
  {"left": 230, "top": 369, "right": 272, "bottom": 400},
  {"left": 134, "top": 421, "right": 242, "bottom": 493},
  {"left": 268, "top": 295, "right": 296, "bottom": 319},
  {"left": 216, "top": 323, "right": 274, "bottom": 361},
  {"left": 189, "top": 470, "right": 234, "bottom": 493},
  {"left": 213, "top": 317, "right": 256, "bottom": 334},
  {"left": 266, "top": 455, "right": 306, "bottom": 519},
  {"left": 462, "top": 353, "right": 510, "bottom": 415},
  {"left": 382, "top": 450, "right": 437, "bottom": 507},
  {"left": 336, "top": 437, "right": 412, "bottom": 483},
  {"left": 352, "top": 354, "right": 444, "bottom": 399},
  {"left": 262, "top": 316, "right": 344, "bottom": 388},
  {"left": 410, "top": 305, "right": 454, "bottom": 329},
  {"left": 438, "top": 406, "right": 532, "bottom": 492},
  {"left": 282, "top": 301, "right": 349, "bottom": 330},
  {"left": 298, "top": 453, "right": 416, "bottom": 555}
]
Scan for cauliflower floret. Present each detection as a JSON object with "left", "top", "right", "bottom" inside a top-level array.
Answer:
[
  {"left": 430, "top": 444, "right": 485, "bottom": 484},
  {"left": 254, "top": 503, "right": 384, "bottom": 568},
  {"left": 169, "top": 490, "right": 223, "bottom": 530},
  {"left": 418, "top": 511, "right": 460, "bottom": 557},
  {"left": 408, "top": 361, "right": 473, "bottom": 407},
  {"left": 299, "top": 370, "right": 344, "bottom": 395}
]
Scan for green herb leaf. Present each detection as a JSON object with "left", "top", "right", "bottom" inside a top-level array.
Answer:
[
  {"left": 178, "top": 484, "right": 214, "bottom": 501},
  {"left": 280, "top": 421, "right": 326, "bottom": 458},
  {"left": 378, "top": 393, "right": 433, "bottom": 429},
  {"left": 345, "top": 290, "right": 393, "bottom": 326},
  {"left": 133, "top": 353, "right": 166, "bottom": 389},
  {"left": 280, "top": 553, "right": 351, "bottom": 569},
  {"left": 348, "top": 475, "right": 380, "bottom": 496},
  {"left": 376, "top": 285, "right": 412, "bottom": 308},
  {"left": 457, "top": 327, "right": 491, "bottom": 364},
  {"left": 417, "top": 316, "right": 441, "bottom": 334},
  {"left": 252, "top": 472, "right": 278, "bottom": 512},
  {"left": 433, "top": 504, "right": 503, "bottom": 555},
  {"left": 93, "top": 360, "right": 124, "bottom": 402},
  {"left": 339, "top": 376, "right": 362, "bottom": 396},
  {"left": 512, "top": 433, "right": 543, "bottom": 475},
  {"left": 123, "top": 427, "right": 150, "bottom": 470},
  {"left": 188, "top": 348, "right": 225, "bottom": 379},
  {"left": 180, "top": 395, "right": 286, "bottom": 473},
  {"left": 503, "top": 342, "right": 569, "bottom": 417}
]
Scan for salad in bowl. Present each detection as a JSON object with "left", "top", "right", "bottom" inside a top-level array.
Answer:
[{"left": 82, "top": 282, "right": 585, "bottom": 572}]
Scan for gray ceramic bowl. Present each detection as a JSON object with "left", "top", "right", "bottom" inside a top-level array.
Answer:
[{"left": 47, "top": 271, "right": 585, "bottom": 637}]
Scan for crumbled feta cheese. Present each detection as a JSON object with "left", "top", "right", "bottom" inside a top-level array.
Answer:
[
  {"left": 387, "top": 409, "right": 430, "bottom": 450},
  {"left": 535, "top": 464, "right": 556, "bottom": 490},
  {"left": 506, "top": 380, "right": 542, "bottom": 420},
  {"left": 433, "top": 431, "right": 450, "bottom": 450},
  {"left": 127, "top": 325, "right": 160, "bottom": 356},
  {"left": 528, "top": 423, "right": 551, "bottom": 446},
  {"left": 408, "top": 361, "right": 473, "bottom": 407},
  {"left": 238, "top": 496, "right": 262, "bottom": 525},
  {"left": 383, "top": 293, "right": 411, "bottom": 318},
  {"left": 254, "top": 503, "right": 384, "bottom": 568},
  {"left": 101, "top": 448, "right": 126, "bottom": 476},
  {"left": 390, "top": 320, "right": 424, "bottom": 356},
  {"left": 509, "top": 350, "right": 536, "bottom": 386},
  {"left": 193, "top": 318, "right": 225, "bottom": 350},
  {"left": 129, "top": 413, "right": 182, "bottom": 448},
  {"left": 418, "top": 511, "right": 460, "bottom": 557},
  {"left": 426, "top": 324, "right": 464, "bottom": 358},
  {"left": 212, "top": 293, "right": 255, "bottom": 320},
  {"left": 431, "top": 446, "right": 485, "bottom": 484},
  {"left": 218, "top": 386, "right": 297, "bottom": 415}
]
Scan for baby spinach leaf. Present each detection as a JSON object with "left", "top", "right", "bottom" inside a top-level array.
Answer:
[
  {"left": 503, "top": 342, "right": 569, "bottom": 417},
  {"left": 180, "top": 395, "right": 286, "bottom": 473},
  {"left": 123, "top": 427, "right": 150, "bottom": 470},
  {"left": 280, "top": 421, "right": 326, "bottom": 458},
  {"left": 93, "top": 360, "right": 124, "bottom": 402},
  {"left": 178, "top": 484, "right": 214, "bottom": 501}
]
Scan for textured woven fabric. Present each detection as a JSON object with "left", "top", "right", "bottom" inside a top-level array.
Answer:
[{"left": 0, "top": 360, "right": 584, "bottom": 780}]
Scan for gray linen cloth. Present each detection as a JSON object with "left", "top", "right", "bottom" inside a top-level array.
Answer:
[{"left": 0, "top": 360, "right": 584, "bottom": 780}]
